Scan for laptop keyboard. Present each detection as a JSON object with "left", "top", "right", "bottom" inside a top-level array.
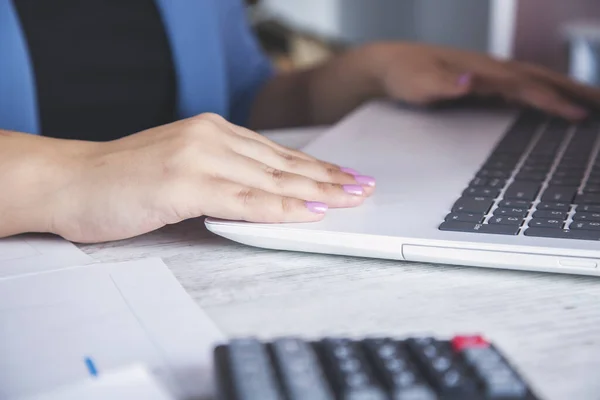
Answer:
[{"left": 439, "top": 110, "right": 600, "bottom": 240}]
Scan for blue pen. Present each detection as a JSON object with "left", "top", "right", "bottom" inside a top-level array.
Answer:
[{"left": 84, "top": 357, "right": 98, "bottom": 377}]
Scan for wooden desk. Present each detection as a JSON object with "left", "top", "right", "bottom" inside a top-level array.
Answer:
[{"left": 80, "top": 127, "right": 600, "bottom": 400}]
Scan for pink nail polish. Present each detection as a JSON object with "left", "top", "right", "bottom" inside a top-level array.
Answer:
[
  {"left": 341, "top": 167, "right": 360, "bottom": 176},
  {"left": 458, "top": 73, "right": 471, "bottom": 86},
  {"left": 343, "top": 184, "right": 364, "bottom": 196},
  {"left": 354, "top": 175, "right": 376, "bottom": 187},
  {"left": 306, "top": 201, "right": 328, "bottom": 214}
]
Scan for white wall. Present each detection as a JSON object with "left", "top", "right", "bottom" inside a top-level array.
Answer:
[
  {"left": 260, "top": 0, "right": 343, "bottom": 39},
  {"left": 260, "top": 0, "right": 492, "bottom": 52},
  {"left": 415, "top": 0, "right": 491, "bottom": 51}
]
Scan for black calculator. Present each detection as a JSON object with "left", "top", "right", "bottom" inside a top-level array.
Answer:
[{"left": 214, "top": 334, "right": 540, "bottom": 400}]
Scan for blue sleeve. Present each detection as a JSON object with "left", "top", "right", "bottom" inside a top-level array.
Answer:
[{"left": 217, "top": 0, "right": 275, "bottom": 126}]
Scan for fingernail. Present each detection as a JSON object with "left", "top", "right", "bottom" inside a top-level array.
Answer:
[
  {"left": 341, "top": 167, "right": 360, "bottom": 175},
  {"left": 305, "top": 201, "right": 328, "bottom": 214},
  {"left": 458, "top": 73, "right": 471, "bottom": 86},
  {"left": 354, "top": 175, "right": 376, "bottom": 187},
  {"left": 343, "top": 184, "right": 365, "bottom": 196}
]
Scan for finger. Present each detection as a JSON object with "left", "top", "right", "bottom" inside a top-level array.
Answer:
[
  {"left": 513, "top": 61, "right": 600, "bottom": 111},
  {"left": 198, "top": 112, "right": 328, "bottom": 164},
  {"left": 215, "top": 154, "right": 367, "bottom": 208},
  {"left": 405, "top": 63, "right": 472, "bottom": 105},
  {"left": 226, "top": 134, "right": 376, "bottom": 195},
  {"left": 202, "top": 180, "right": 328, "bottom": 223},
  {"left": 510, "top": 80, "right": 589, "bottom": 120}
]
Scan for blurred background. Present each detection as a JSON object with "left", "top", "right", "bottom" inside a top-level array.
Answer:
[{"left": 246, "top": 0, "right": 600, "bottom": 86}]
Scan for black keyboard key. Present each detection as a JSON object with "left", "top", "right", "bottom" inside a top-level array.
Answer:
[
  {"left": 217, "top": 339, "right": 284, "bottom": 400},
  {"left": 577, "top": 205, "right": 600, "bottom": 213},
  {"left": 536, "top": 202, "right": 570, "bottom": 211},
  {"left": 520, "top": 165, "right": 549, "bottom": 174},
  {"left": 445, "top": 213, "right": 484, "bottom": 223},
  {"left": 406, "top": 338, "right": 477, "bottom": 398},
  {"left": 586, "top": 177, "right": 600, "bottom": 185},
  {"left": 541, "top": 186, "right": 577, "bottom": 203},
  {"left": 573, "top": 212, "right": 600, "bottom": 222},
  {"left": 439, "top": 222, "right": 520, "bottom": 235},
  {"left": 452, "top": 197, "right": 494, "bottom": 214},
  {"left": 477, "top": 170, "right": 511, "bottom": 179},
  {"left": 484, "top": 162, "right": 517, "bottom": 172},
  {"left": 553, "top": 168, "right": 586, "bottom": 176},
  {"left": 504, "top": 182, "right": 540, "bottom": 201},
  {"left": 570, "top": 221, "right": 600, "bottom": 231},
  {"left": 488, "top": 216, "right": 523, "bottom": 226},
  {"left": 362, "top": 339, "right": 437, "bottom": 400},
  {"left": 494, "top": 207, "right": 528, "bottom": 218},
  {"left": 575, "top": 194, "right": 600, "bottom": 205},
  {"left": 514, "top": 172, "right": 547, "bottom": 182},
  {"left": 555, "top": 170, "right": 585, "bottom": 180},
  {"left": 524, "top": 227, "right": 600, "bottom": 240},
  {"left": 270, "top": 338, "right": 334, "bottom": 400},
  {"left": 498, "top": 200, "right": 531, "bottom": 208},
  {"left": 524, "top": 158, "right": 552, "bottom": 168},
  {"left": 532, "top": 210, "right": 567, "bottom": 219},
  {"left": 319, "top": 338, "right": 387, "bottom": 400},
  {"left": 528, "top": 218, "right": 565, "bottom": 229},
  {"left": 463, "top": 187, "right": 501, "bottom": 198},
  {"left": 583, "top": 185, "right": 600, "bottom": 193},
  {"left": 548, "top": 178, "right": 581, "bottom": 187},
  {"left": 559, "top": 160, "right": 588, "bottom": 169},
  {"left": 469, "top": 177, "right": 487, "bottom": 187},
  {"left": 487, "top": 178, "right": 507, "bottom": 189}
]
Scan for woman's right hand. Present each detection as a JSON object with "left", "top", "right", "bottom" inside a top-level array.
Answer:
[{"left": 49, "top": 113, "right": 375, "bottom": 243}]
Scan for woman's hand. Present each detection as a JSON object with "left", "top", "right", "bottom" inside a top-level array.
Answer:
[
  {"left": 49, "top": 114, "right": 375, "bottom": 243},
  {"left": 366, "top": 42, "right": 600, "bottom": 120}
]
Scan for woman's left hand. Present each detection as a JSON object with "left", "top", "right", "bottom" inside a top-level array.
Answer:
[{"left": 365, "top": 42, "right": 600, "bottom": 120}]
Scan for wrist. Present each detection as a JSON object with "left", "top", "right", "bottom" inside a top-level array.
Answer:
[
  {"left": 343, "top": 43, "right": 389, "bottom": 100},
  {"left": 356, "top": 41, "right": 412, "bottom": 98},
  {"left": 6, "top": 135, "right": 97, "bottom": 236}
]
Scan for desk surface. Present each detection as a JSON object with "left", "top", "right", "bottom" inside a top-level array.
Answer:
[{"left": 79, "top": 127, "right": 600, "bottom": 400}]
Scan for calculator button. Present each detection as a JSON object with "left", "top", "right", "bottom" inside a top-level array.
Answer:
[
  {"left": 271, "top": 338, "right": 335, "bottom": 400},
  {"left": 483, "top": 375, "right": 528, "bottom": 399},
  {"left": 319, "top": 338, "right": 388, "bottom": 400},
  {"left": 227, "top": 338, "right": 283, "bottom": 400},
  {"left": 458, "top": 345, "right": 528, "bottom": 399},
  {"left": 392, "top": 386, "right": 438, "bottom": 400},
  {"left": 362, "top": 339, "right": 437, "bottom": 400},
  {"left": 451, "top": 335, "right": 490, "bottom": 351},
  {"left": 406, "top": 338, "right": 477, "bottom": 397}
]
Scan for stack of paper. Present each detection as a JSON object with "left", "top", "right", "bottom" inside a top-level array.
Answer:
[
  {"left": 18, "top": 364, "right": 174, "bottom": 400},
  {"left": 0, "top": 235, "right": 224, "bottom": 400},
  {"left": 0, "top": 234, "right": 93, "bottom": 277}
]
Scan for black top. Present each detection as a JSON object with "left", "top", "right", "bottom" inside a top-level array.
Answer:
[{"left": 13, "top": 0, "right": 177, "bottom": 141}]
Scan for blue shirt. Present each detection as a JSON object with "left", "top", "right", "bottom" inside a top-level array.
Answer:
[{"left": 0, "top": 0, "right": 275, "bottom": 136}]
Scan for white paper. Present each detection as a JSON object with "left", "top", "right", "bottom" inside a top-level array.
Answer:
[
  {"left": 0, "top": 258, "right": 224, "bottom": 400},
  {"left": 0, "top": 234, "right": 92, "bottom": 278},
  {"left": 18, "top": 364, "right": 174, "bottom": 400}
]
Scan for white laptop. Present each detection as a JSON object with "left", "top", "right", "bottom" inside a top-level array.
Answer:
[{"left": 206, "top": 101, "right": 600, "bottom": 276}]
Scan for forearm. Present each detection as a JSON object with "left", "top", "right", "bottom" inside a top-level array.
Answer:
[
  {"left": 0, "top": 130, "right": 88, "bottom": 238},
  {"left": 249, "top": 44, "right": 385, "bottom": 130}
]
